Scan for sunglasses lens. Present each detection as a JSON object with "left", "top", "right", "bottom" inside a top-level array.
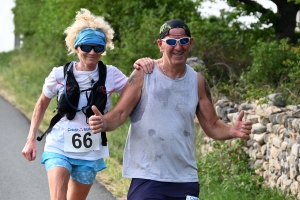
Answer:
[
  {"left": 80, "top": 45, "right": 104, "bottom": 53},
  {"left": 80, "top": 45, "right": 92, "bottom": 52},
  {"left": 165, "top": 39, "right": 177, "bottom": 46},
  {"left": 163, "top": 38, "right": 190, "bottom": 46},
  {"left": 93, "top": 45, "right": 105, "bottom": 53},
  {"left": 180, "top": 38, "right": 190, "bottom": 45}
]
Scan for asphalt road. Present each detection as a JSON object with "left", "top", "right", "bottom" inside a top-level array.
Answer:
[{"left": 0, "top": 95, "right": 117, "bottom": 200}]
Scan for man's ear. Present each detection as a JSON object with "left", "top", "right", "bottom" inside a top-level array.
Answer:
[
  {"left": 157, "top": 39, "right": 163, "bottom": 53},
  {"left": 189, "top": 37, "right": 194, "bottom": 46},
  {"left": 188, "top": 37, "right": 194, "bottom": 52}
]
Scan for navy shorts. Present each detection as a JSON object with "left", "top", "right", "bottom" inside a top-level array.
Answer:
[{"left": 127, "top": 178, "right": 200, "bottom": 200}]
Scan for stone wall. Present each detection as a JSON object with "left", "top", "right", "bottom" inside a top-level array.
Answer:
[{"left": 212, "top": 94, "right": 300, "bottom": 198}]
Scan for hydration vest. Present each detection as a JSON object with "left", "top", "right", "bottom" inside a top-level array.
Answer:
[{"left": 37, "top": 61, "right": 108, "bottom": 146}]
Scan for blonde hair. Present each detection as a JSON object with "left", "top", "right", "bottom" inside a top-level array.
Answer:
[{"left": 64, "top": 8, "right": 114, "bottom": 55}]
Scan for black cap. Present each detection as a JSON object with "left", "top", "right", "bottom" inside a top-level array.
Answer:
[{"left": 159, "top": 19, "right": 191, "bottom": 39}]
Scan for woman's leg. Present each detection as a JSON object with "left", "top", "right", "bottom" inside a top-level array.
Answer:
[
  {"left": 47, "top": 166, "right": 70, "bottom": 200},
  {"left": 43, "top": 153, "right": 103, "bottom": 200},
  {"left": 67, "top": 178, "right": 93, "bottom": 200},
  {"left": 67, "top": 166, "right": 97, "bottom": 200}
]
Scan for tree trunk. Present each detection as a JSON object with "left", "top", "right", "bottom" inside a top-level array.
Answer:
[
  {"left": 272, "top": 0, "right": 299, "bottom": 43},
  {"left": 235, "top": 0, "right": 299, "bottom": 43}
]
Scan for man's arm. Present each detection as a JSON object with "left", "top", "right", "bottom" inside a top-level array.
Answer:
[
  {"left": 89, "top": 69, "right": 144, "bottom": 133},
  {"left": 195, "top": 73, "right": 252, "bottom": 140}
]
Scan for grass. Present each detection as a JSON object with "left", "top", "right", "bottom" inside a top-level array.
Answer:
[
  {"left": 0, "top": 50, "right": 297, "bottom": 200},
  {"left": 96, "top": 157, "right": 130, "bottom": 199},
  {"left": 96, "top": 121, "right": 131, "bottom": 200},
  {"left": 0, "top": 50, "right": 56, "bottom": 131}
]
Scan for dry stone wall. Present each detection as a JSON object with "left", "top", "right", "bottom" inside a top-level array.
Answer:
[{"left": 212, "top": 94, "right": 300, "bottom": 198}]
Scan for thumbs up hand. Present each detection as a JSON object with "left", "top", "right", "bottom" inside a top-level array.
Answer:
[
  {"left": 89, "top": 105, "right": 106, "bottom": 134},
  {"left": 232, "top": 110, "right": 252, "bottom": 139}
]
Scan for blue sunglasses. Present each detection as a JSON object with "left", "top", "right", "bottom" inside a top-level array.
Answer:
[
  {"left": 161, "top": 37, "right": 190, "bottom": 46},
  {"left": 79, "top": 45, "right": 105, "bottom": 53}
]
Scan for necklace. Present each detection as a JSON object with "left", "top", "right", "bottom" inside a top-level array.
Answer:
[
  {"left": 158, "top": 59, "right": 166, "bottom": 76},
  {"left": 158, "top": 59, "right": 188, "bottom": 79},
  {"left": 161, "top": 64, "right": 167, "bottom": 76}
]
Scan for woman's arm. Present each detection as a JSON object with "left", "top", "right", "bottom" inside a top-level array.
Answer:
[{"left": 22, "top": 93, "right": 51, "bottom": 161}]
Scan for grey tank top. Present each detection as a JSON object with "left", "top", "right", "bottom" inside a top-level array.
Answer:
[{"left": 122, "top": 64, "right": 199, "bottom": 182}]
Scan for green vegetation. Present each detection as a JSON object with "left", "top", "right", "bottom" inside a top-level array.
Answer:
[
  {"left": 0, "top": 50, "right": 296, "bottom": 200},
  {"left": 11, "top": 0, "right": 300, "bottom": 103},
  {"left": 2, "top": 0, "right": 300, "bottom": 199},
  {"left": 197, "top": 138, "right": 296, "bottom": 200}
]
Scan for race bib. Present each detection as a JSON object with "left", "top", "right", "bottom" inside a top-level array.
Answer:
[
  {"left": 64, "top": 127, "right": 100, "bottom": 152},
  {"left": 186, "top": 195, "right": 199, "bottom": 200}
]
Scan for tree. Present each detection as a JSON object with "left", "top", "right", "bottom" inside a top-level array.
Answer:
[
  {"left": 223, "top": 0, "right": 300, "bottom": 43},
  {"left": 188, "top": 7, "right": 275, "bottom": 84},
  {"left": 94, "top": 0, "right": 201, "bottom": 74},
  {"left": 13, "top": 0, "right": 200, "bottom": 74}
]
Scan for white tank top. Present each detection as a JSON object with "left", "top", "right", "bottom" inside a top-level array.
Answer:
[{"left": 123, "top": 64, "right": 199, "bottom": 182}]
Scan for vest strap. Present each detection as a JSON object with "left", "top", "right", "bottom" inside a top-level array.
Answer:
[
  {"left": 36, "top": 113, "right": 62, "bottom": 141},
  {"left": 37, "top": 61, "right": 108, "bottom": 146}
]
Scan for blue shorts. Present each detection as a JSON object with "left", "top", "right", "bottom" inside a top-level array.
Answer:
[
  {"left": 41, "top": 152, "right": 106, "bottom": 184},
  {"left": 127, "top": 178, "right": 200, "bottom": 200}
]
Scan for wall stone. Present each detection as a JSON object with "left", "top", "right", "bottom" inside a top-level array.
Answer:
[{"left": 209, "top": 95, "right": 300, "bottom": 197}]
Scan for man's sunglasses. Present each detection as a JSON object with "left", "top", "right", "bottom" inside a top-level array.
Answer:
[
  {"left": 161, "top": 37, "right": 190, "bottom": 46},
  {"left": 79, "top": 45, "right": 105, "bottom": 53}
]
